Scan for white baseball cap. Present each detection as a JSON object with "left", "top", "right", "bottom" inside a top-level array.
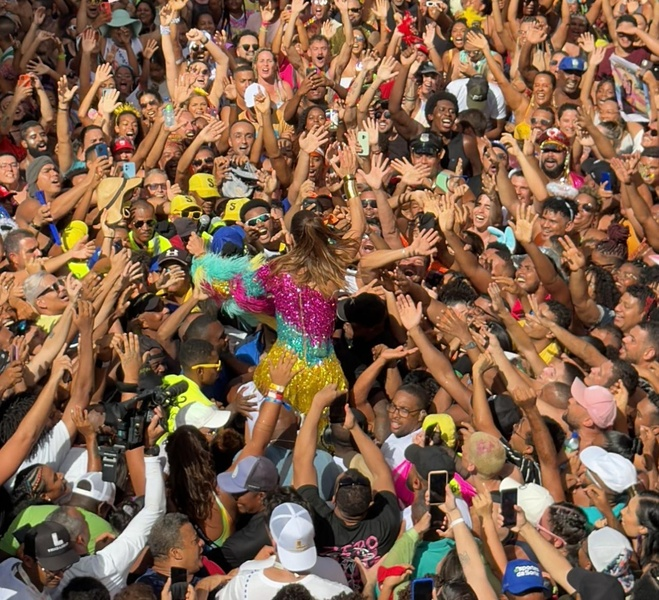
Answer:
[
  {"left": 579, "top": 446, "right": 637, "bottom": 493},
  {"left": 175, "top": 403, "right": 231, "bottom": 431},
  {"left": 269, "top": 503, "right": 317, "bottom": 572},
  {"left": 587, "top": 527, "right": 633, "bottom": 572},
  {"left": 500, "top": 478, "right": 555, "bottom": 526},
  {"left": 73, "top": 472, "right": 116, "bottom": 506}
]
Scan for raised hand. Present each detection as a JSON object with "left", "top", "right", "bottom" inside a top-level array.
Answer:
[
  {"left": 357, "top": 153, "right": 391, "bottom": 191},
  {"left": 329, "top": 143, "right": 358, "bottom": 178},
  {"left": 298, "top": 126, "right": 330, "bottom": 154},
  {"left": 466, "top": 30, "right": 489, "bottom": 51},
  {"left": 376, "top": 55, "right": 398, "bottom": 82},
  {"left": 409, "top": 228, "right": 440, "bottom": 256},
  {"left": 269, "top": 352, "right": 300, "bottom": 388},
  {"left": 94, "top": 62, "right": 114, "bottom": 86},
  {"left": 143, "top": 38, "right": 159, "bottom": 60},
  {"left": 557, "top": 236, "right": 586, "bottom": 272},
  {"left": 578, "top": 32, "right": 595, "bottom": 54},
  {"left": 313, "top": 383, "right": 342, "bottom": 409},
  {"left": 57, "top": 76, "right": 78, "bottom": 107},
  {"left": 98, "top": 88, "right": 121, "bottom": 116},
  {"left": 436, "top": 195, "right": 455, "bottom": 233},
  {"left": 396, "top": 294, "right": 423, "bottom": 331},
  {"left": 509, "top": 204, "right": 538, "bottom": 245}
]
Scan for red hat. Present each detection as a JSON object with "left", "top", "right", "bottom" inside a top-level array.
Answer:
[
  {"left": 111, "top": 137, "right": 135, "bottom": 154},
  {"left": 538, "top": 127, "right": 570, "bottom": 150}
]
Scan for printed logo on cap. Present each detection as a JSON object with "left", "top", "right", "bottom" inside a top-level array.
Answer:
[{"left": 49, "top": 532, "right": 67, "bottom": 553}]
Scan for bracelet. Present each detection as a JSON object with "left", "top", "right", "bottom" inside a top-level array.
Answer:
[
  {"left": 401, "top": 248, "right": 408, "bottom": 258},
  {"left": 264, "top": 397, "right": 282, "bottom": 405},
  {"left": 269, "top": 383, "right": 286, "bottom": 393},
  {"left": 58, "top": 53, "right": 66, "bottom": 60},
  {"left": 261, "top": 21, "right": 271, "bottom": 26},
  {"left": 104, "top": 235, "right": 115, "bottom": 240},
  {"left": 343, "top": 176, "right": 358, "bottom": 200},
  {"left": 160, "top": 25, "right": 171, "bottom": 35},
  {"left": 58, "top": 107, "right": 69, "bottom": 112},
  {"left": 449, "top": 518, "right": 465, "bottom": 530},
  {"left": 463, "top": 341, "right": 477, "bottom": 351},
  {"left": 171, "top": 17, "right": 181, "bottom": 24}
]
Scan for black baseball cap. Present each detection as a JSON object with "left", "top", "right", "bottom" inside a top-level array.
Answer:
[
  {"left": 410, "top": 132, "right": 443, "bottom": 156},
  {"left": 405, "top": 445, "right": 456, "bottom": 479},
  {"left": 157, "top": 248, "right": 191, "bottom": 269},
  {"left": 566, "top": 568, "right": 624, "bottom": 600},
  {"left": 23, "top": 522, "right": 80, "bottom": 572}
]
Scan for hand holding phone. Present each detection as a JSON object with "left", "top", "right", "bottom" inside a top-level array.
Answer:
[
  {"left": 411, "top": 578, "right": 434, "bottom": 600},
  {"left": 501, "top": 488, "right": 518, "bottom": 528},
  {"left": 428, "top": 470, "right": 448, "bottom": 505},
  {"left": 122, "top": 162, "right": 136, "bottom": 179},
  {"left": 170, "top": 567, "right": 188, "bottom": 600},
  {"left": 357, "top": 131, "right": 369, "bottom": 156}
]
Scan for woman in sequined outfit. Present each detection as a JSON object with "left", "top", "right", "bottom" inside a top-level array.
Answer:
[{"left": 192, "top": 193, "right": 365, "bottom": 416}]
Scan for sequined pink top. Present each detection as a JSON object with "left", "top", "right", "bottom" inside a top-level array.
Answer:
[{"left": 257, "top": 266, "right": 337, "bottom": 364}]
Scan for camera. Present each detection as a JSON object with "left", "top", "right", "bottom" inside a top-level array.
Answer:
[{"left": 98, "top": 381, "right": 189, "bottom": 482}]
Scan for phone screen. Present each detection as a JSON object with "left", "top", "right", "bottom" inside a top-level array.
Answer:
[
  {"left": 411, "top": 578, "right": 434, "bottom": 600},
  {"left": 501, "top": 488, "right": 518, "bottom": 527},
  {"left": 600, "top": 172, "right": 612, "bottom": 192},
  {"left": 170, "top": 567, "right": 187, "bottom": 584},
  {"left": 428, "top": 470, "right": 447, "bottom": 505},
  {"left": 429, "top": 504, "right": 445, "bottom": 530}
]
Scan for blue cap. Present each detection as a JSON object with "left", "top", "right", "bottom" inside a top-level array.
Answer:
[
  {"left": 210, "top": 225, "right": 245, "bottom": 256},
  {"left": 502, "top": 560, "right": 545, "bottom": 594},
  {"left": 558, "top": 57, "right": 587, "bottom": 73}
]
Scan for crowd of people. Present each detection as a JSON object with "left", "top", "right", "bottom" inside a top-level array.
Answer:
[{"left": 2, "top": 0, "right": 659, "bottom": 598}]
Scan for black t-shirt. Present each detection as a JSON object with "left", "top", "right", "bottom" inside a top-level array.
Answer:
[
  {"left": 334, "top": 328, "right": 401, "bottom": 387},
  {"left": 297, "top": 484, "right": 401, "bottom": 589},
  {"left": 207, "top": 512, "right": 270, "bottom": 572}
]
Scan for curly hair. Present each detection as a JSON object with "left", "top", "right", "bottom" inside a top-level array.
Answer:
[
  {"left": 547, "top": 502, "right": 588, "bottom": 565},
  {"left": 586, "top": 265, "right": 620, "bottom": 309},
  {"left": 0, "top": 393, "right": 52, "bottom": 458},
  {"left": 165, "top": 426, "right": 217, "bottom": 526}
]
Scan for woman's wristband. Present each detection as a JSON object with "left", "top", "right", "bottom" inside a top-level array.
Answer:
[{"left": 449, "top": 518, "right": 465, "bottom": 530}]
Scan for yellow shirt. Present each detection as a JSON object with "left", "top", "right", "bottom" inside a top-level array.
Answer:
[
  {"left": 159, "top": 374, "right": 215, "bottom": 441},
  {"left": 36, "top": 314, "right": 61, "bottom": 334}
]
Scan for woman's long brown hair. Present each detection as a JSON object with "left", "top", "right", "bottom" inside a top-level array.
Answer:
[
  {"left": 165, "top": 426, "right": 216, "bottom": 526},
  {"left": 269, "top": 211, "right": 359, "bottom": 297}
]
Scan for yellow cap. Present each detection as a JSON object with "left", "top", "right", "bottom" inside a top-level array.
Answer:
[
  {"left": 170, "top": 195, "right": 199, "bottom": 216},
  {"left": 188, "top": 173, "right": 219, "bottom": 199},
  {"left": 422, "top": 414, "right": 457, "bottom": 449},
  {"left": 62, "top": 221, "right": 88, "bottom": 252},
  {"left": 223, "top": 198, "right": 249, "bottom": 222}
]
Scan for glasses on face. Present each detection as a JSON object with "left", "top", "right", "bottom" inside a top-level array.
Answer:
[
  {"left": 375, "top": 110, "right": 391, "bottom": 119},
  {"left": 386, "top": 402, "right": 422, "bottom": 418},
  {"left": 146, "top": 182, "right": 167, "bottom": 191},
  {"left": 191, "top": 361, "right": 222, "bottom": 370},
  {"left": 182, "top": 208, "right": 202, "bottom": 220},
  {"left": 578, "top": 203, "right": 595, "bottom": 213},
  {"left": 38, "top": 282, "right": 61, "bottom": 298},
  {"left": 192, "top": 157, "right": 214, "bottom": 167},
  {"left": 140, "top": 99, "right": 158, "bottom": 108},
  {"left": 40, "top": 563, "right": 73, "bottom": 579},
  {"left": 241, "top": 43, "right": 259, "bottom": 51},
  {"left": 348, "top": 7, "right": 361, "bottom": 12},
  {"left": 530, "top": 117, "right": 552, "bottom": 127},
  {"left": 245, "top": 213, "right": 271, "bottom": 227},
  {"left": 362, "top": 199, "right": 377, "bottom": 209},
  {"left": 132, "top": 219, "right": 156, "bottom": 229}
]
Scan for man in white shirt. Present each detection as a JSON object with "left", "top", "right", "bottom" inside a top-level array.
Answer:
[
  {"left": 380, "top": 383, "right": 430, "bottom": 507},
  {"left": 217, "top": 503, "right": 350, "bottom": 600},
  {"left": 447, "top": 75, "right": 507, "bottom": 140},
  {"left": 0, "top": 522, "right": 79, "bottom": 599}
]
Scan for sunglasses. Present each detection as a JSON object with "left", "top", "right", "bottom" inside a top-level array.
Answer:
[
  {"left": 140, "top": 99, "right": 158, "bottom": 108},
  {"left": 182, "top": 208, "right": 202, "bottom": 220},
  {"left": 146, "top": 182, "right": 167, "bottom": 191},
  {"left": 191, "top": 361, "right": 222, "bottom": 370},
  {"left": 245, "top": 213, "right": 271, "bottom": 227},
  {"left": 241, "top": 43, "right": 259, "bottom": 51},
  {"left": 7, "top": 320, "right": 29, "bottom": 335},
  {"left": 530, "top": 117, "right": 552, "bottom": 127},
  {"left": 38, "top": 282, "right": 62, "bottom": 298},
  {"left": 362, "top": 200, "right": 377, "bottom": 209},
  {"left": 375, "top": 110, "right": 391, "bottom": 119},
  {"left": 133, "top": 219, "right": 156, "bottom": 229},
  {"left": 192, "top": 157, "right": 214, "bottom": 167},
  {"left": 578, "top": 203, "right": 595, "bottom": 213},
  {"left": 348, "top": 7, "right": 361, "bottom": 11}
]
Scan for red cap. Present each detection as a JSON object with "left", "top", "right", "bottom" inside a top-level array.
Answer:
[{"left": 111, "top": 137, "right": 135, "bottom": 154}]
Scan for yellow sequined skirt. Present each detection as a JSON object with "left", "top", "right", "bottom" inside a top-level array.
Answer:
[{"left": 253, "top": 340, "right": 347, "bottom": 415}]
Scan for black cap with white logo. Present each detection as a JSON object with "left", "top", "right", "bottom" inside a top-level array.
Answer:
[{"left": 23, "top": 522, "right": 80, "bottom": 572}]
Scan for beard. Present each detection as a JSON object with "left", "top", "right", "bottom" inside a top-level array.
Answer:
[{"left": 542, "top": 161, "right": 565, "bottom": 180}]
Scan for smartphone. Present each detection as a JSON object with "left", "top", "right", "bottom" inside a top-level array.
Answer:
[
  {"left": 10, "top": 345, "right": 18, "bottom": 362},
  {"left": 100, "top": 2, "right": 112, "bottom": 18},
  {"left": 170, "top": 567, "right": 188, "bottom": 600},
  {"left": 101, "top": 88, "right": 115, "bottom": 99},
  {"left": 411, "top": 578, "right": 434, "bottom": 600},
  {"left": 357, "top": 131, "right": 369, "bottom": 156},
  {"left": 501, "top": 488, "right": 518, "bottom": 528},
  {"left": 96, "top": 143, "right": 109, "bottom": 158},
  {"left": 428, "top": 470, "right": 448, "bottom": 505},
  {"left": 326, "top": 109, "right": 338, "bottom": 131},
  {"left": 122, "top": 162, "right": 136, "bottom": 179},
  {"left": 18, "top": 74, "right": 32, "bottom": 89},
  {"left": 600, "top": 172, "right": 612, "bottom": 192},
  {"left": 306, "top": 67, "right": 318, "bottom": 77}
]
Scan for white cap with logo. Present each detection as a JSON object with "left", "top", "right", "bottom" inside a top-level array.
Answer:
[{"left": 269, "top": 502, "right": 317, "bottom": 572}]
